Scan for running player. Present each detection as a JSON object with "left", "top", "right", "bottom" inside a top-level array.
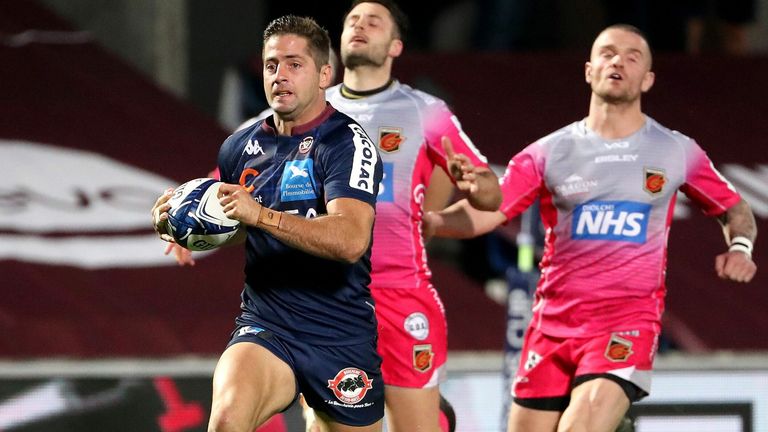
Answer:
[
  {"left": 423, "top": 24, "right": 757, "bottom": 432},
  {"left": 152, "top": 16, "right": 385, "bottom": 432}
]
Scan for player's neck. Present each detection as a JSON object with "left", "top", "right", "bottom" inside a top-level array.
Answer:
[
  {"left": 342, "top": 65, "right": 392, "bottom": 94},
  {"left": 586, "top": 97, "right": 646, "bottom": 139},
  {"left": 273, "top": 96, "right": 327, "bottom": 136}
]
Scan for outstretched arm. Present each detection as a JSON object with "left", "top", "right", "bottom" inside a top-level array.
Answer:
[
  {"left": 218, "top": 183, "right": 373, "bottom": 264},
  {"left": 442, "top": 137, "right": 502, "bottom": 211},
  {"left": 715, "top": 199, "right": 757, "bottom": 282},
  {"left": 423, "top": 199, "right": 507, "bottom": 240}
]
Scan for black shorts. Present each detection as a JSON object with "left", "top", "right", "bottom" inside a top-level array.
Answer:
[{"left": 228, "top": 325, "right": 384, "bottom": 426}]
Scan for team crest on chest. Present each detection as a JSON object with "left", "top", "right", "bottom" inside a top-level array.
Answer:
[
  {"left": 378, "top": 127, "right": 404, "bottom": 153},
  {"left": 643, "top": 167, "right": 666, "bottom": 196},
  {"left": 299, "top": 136, "right": 314, "bottom": 154}
]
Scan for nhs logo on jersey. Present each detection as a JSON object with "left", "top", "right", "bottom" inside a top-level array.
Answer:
[
  {"left": 572, "top": 200, "right": 651, "bottom": 243},
  {"left": 280, "top": 159, "right": 317, "bottom": 202},
  {"left": 378, "top": 162, "right": 394, "bottom": 202}
]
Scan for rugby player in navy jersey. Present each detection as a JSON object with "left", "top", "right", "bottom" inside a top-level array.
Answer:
[{"left": 152, "top": 15, "right": 384, "bottom": 432}]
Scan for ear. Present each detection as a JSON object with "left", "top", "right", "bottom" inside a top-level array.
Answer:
[
  {"left": 389, "top": 38, "right": 403, "bottom": 58},
  {"left": 641, "top": 70, "right": 655, "bottom": 93},
  {"left": 319, "top": 63, "right": 333, "bottom": 89},
  {"left": 584, "top": 61, "right": 593, "bottom": 84}
]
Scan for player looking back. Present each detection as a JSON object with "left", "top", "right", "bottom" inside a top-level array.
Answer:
[{"left": 424, "top": 24, "right": 757, "bottom": 432}]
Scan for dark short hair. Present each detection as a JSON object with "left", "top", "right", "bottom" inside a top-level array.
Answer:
[
  {"left": 263, "top": 15, "right": 330, "bottom": 69},
  {"left": 344, "top": 0, "right": 409, "bottom": 41}
]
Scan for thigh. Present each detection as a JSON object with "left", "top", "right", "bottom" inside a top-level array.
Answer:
[
  {"left": 295, "top": 339, "right": 384, "bottom": 428},
  {"left": 383, "top": 385, "right": 441, "bottom": 432},
  {"left": 209, "top": 341, "right": 296, "bottom": 430},
  {"left": 557, "top": 378, "right": 628, "bottom": 432},
  {"left": 574, "top": 330, "right": 658, "bottom": 399},
  {"left": 372, "top": 286, "right": 448, "bottom": 388},
  {"left": 511, "top": 327, "right": 573, "bottom": 411}
]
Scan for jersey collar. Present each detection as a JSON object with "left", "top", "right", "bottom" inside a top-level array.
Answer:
[{"left": 261, "top": 103, "right": 336, "bottom": 136}]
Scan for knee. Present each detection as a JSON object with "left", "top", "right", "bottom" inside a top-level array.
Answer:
[{"left": 208, "top": 403, "right": 250, "bottom": 432}]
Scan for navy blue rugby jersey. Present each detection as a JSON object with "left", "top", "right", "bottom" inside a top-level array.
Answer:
[{"left": 217, "top": 104, "right": 383, "bottom": 345}]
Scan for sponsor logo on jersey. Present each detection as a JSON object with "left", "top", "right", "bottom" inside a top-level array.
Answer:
[
  {"left": 280, "top": 159, "right": 317, "bottom": 202},
  {"left": 603, "top": 141, "right": 630, "bottom": 150},
  {"left": 378, "top": 127, "right": 404, "bottom": 153},
  {"left": 378, "top": 162, "right": 394, "bottom": 202},
  {"left": 595, "top": 154, "right": 638, "bottom": 163},
  {"left": 348, "top": 124, "right": 378, "bottom": 194},
  {"left": 555, "top": 174, "right": 598, "bottom": 197},
  {"left": 644, "top": 167, "right": 666, "bottom": 196},
  {"left": 243, "top": 138, "right": 264, "bottom": 156},
  {"left": 327, "top": 367, "right": 374, "bottom": 404},
  {"left": 572, "top": 200, "right": 651, "bottom": 243},
  {"left": 238, "top": 167, "right": 260, "bottom": 193},
  {"left": 404, "top": 312, "right": 430, "bottom": 340},
  {"left": 413, "top": 344, "right": 434, "bottom": 373},
  {"left": 298, "top": 136, "right": 314, "bottom": 154},
  {"left": 605, "top": 334, "right": 634, "bottom": 362}
]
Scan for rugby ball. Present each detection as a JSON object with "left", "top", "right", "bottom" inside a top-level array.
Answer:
[{"left": 165, "top": 178, "right": 241, "bottom": 251}]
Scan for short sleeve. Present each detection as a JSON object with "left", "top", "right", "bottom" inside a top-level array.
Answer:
[
  {"left": 499, "top": 141, "right": 545, "bottom": 220},
  {"left": 319, "top": 122, "right": 383, "bottom": 208},
  {"left": 679, "top": 140, "right": 741, "bottom": 216}
]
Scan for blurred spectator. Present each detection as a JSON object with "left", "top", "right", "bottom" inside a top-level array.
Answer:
[
  {"left": 684, "top": 0, "right": 757, "bottom": 55},
  {"left": 602, "top": 0, "right": 757, "bottom": 54}
]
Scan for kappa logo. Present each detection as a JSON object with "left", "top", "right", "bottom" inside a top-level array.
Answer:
[
  {"left": 378, "top": 127, "right": 404, "bottom": 153},
  {"left": 327, "top": 368, "right": 374, "bottom": 404},
  {"left": 243, "top": 139, "right": 264, "bottom": 156},
  {"left": 644, "top": 167, "right": 666, "bottom": 196},
  {"left": 572, "top": 200, "right": 651, "bottom": 243},
  {"left": 605, "top": 334, "right": 634, "bottom": 362},
  {"left": 413, "top": 344, "right": 434, "bottom": 373}
]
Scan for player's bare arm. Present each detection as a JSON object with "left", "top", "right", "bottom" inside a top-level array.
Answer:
[
  {"left": 441, "top": 136, "right": 502, "bottom": 211},
  {"left": 715, "top": 198, "right": 757, "bottom": 283},
  {"left": 218, "top": 183, "right": 374, "bottom": 263},
  {"left": 423, "top": 199, "right": 507, "bottom": 240}
]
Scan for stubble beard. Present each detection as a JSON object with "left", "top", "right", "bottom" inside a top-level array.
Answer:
[{"left": 342, "top": 51, "right": 385, "bottom": 70}]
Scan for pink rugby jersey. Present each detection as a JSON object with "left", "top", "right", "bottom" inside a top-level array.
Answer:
[
  {"left": 327, "top": 81, "right": 489, "bottom": 290},
  {"left": 500, "top": 117, "right": 741, "bottom": 337}
]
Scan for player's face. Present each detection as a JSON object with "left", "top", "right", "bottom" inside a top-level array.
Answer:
[
  {"left": 341, "top": 2, "right": 402, "bottom": 69},
  {"left": 262, "top": 34, "right": 330, "bottom": 121},
  {"left": 585, "top": 29, "right": 655, "bottom": 104}
]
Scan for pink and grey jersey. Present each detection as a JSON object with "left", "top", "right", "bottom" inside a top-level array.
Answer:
[
  {"left": 500, "top": 117, "right": 740, "bottom": 337},
  {"left": 327, "top": 80, "right": 489, "bottom": 290}
]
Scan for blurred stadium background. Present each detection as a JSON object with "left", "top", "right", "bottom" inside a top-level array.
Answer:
[{"left": 1, "top": 1, "right": 767, "bottom": 430}]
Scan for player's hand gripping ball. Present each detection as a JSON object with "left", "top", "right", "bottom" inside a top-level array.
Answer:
[{"left": 165, "top": 178, "right": 241, "bottom": 251}]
